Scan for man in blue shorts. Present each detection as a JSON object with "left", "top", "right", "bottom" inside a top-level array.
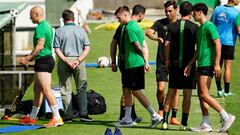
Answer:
[{"left": 212, "top": 0, "right": 240, "bottom": 97}]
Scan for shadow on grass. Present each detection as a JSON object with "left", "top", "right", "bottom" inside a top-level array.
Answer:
[
  {"left": 62, "top": 119, "right": 183, "bottom": 132},
  {"left": 0, "top": 120, "right": 22, "bottom": 126},
  {"left": 118, "top": 126, "right": 181, "bottom": 131},
  {"left": 64, "top": 119, "right": 117, "bottom": 127}
]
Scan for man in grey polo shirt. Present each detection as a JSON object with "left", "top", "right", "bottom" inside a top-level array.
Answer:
[{"left": 53, "top": 9, "right": 91, "bottom": 122}]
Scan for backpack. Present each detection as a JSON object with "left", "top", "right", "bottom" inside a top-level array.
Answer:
[
  {"left": 87, "top": 90, "right": 107, "bottom": 115},
  {"left": 15, "top": 99, "right": 64, "bottom": 119},
  {"left": 16, "top": 100, "right": 33, "bottom": 115},
  {"left": 72, "top": 90, "right": 107, "bottom": 115}
]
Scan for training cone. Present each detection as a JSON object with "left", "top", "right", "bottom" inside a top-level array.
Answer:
[
  {"left": 114, "top": 127, "right": 122, "bottom": 135},
  {"left": 104, "top": 127, "right": 112, "bottom": 135}
]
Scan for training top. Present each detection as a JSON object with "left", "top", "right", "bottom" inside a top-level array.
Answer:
[
  {"left": 150, "top": 18, "right": 170, "bottom": 67},
  {"left": 197, "top": 21, "right": 219, "bottom": 67},
  {"left": 113, "top": 24, "right": 126, "bottom": 69},
  {"left": 212, "top": 5, "right": 240, "bottom": 46},
  {"left": 166, "top": 19, "right": 198, "bottom": 67},
  {"left": 53, "top": 23, "right": 90, "bottom": 57},
  {"left": 124, "top": 20, "right": 144, "bottom": 69},
  {"left": 33, "top": 20, "right": 53, "bottom": 60}
]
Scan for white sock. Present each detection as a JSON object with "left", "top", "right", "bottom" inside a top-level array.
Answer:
[
  {"left": 203, "top": 116, "right": 210, "bottom": 125},
  {"left": 29, "top": 106, "right": 40, "bottom": 119},
  {"left": 220, "top": 109, "right": 229, "bottom": 120},
  {"left": 51, "top": 105, "right": 60, "bottom": 120},
  {"left": 125, "top": 106, "right": 132, "bottom": 120},
  {"left": 146, "top": 105, "right": 156, "bottom": 117}
]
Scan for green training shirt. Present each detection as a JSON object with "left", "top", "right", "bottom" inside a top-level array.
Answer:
[
  {"left": 236, "top": 12, "right": 240, "bottom": 26},
  {"left": 124, "top": 20, "right": 145, "bottom": 69},
  {"left": 197, "top": 21, "right": 219, "bottom": 67},
  {"left": 33, "top": 20, "right": 53, "bottom": 60}
]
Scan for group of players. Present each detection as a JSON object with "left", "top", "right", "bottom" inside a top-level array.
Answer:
[
  {"left": 110, "top": 0, "right": 239, "bottom": 132},
  {"left": 16, "top": 0, "right": 238, "bottom": 132}
]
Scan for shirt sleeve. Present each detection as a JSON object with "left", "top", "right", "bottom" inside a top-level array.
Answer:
[
  {"left": 82, "top": 31, "right": 90, "bottom": 47},
  {"left": 209, "top": 23, "right": 219, "bottom": 40},
  {"left": 236, "top": 12, "right": 240, "bottom": 26},
  {"left": 113, "top": 25, "right": 122, "bottom": 42},
  {"left": 53, "top": 29, "right": 60, "bottom": 48},
  {"left": 211, "top": 7, "right": 219, "bottom": 24},
  {"left": 150, "top": 21, "right": 159, "bottom": 32},
  {"left": 151, "top": 20, "right": 164, "bottom": 38},
  {"left": 35, "top": 26, "right": 45, "bottom": 39},
  {"left": 194, "top": 25, "right": 199, "bottom": 43},
  {"left": 126, "top": 28, "right": 139, "bottom": 44}
]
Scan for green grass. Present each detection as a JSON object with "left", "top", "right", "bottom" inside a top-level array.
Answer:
[
  {"left": 0, "top": 23, "right": 239, "bottom": 135},
  {"left": 225, "top": 40, "right": 240, "bottom": 135}
]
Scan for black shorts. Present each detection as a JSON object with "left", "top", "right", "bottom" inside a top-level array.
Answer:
[
  {"left": 34, "top": 55, "right": 55, "bottom": 73},
  {"left": 120, "top": 67, "right": 127, "bottom": 88},
  {"left": 156, "top": 65, "right": 168, "bottom": 82},
  {"left": 197, "top": 66, "right": 214, "bottom": 78},
  {"left": 168, "top": 66, "right": 196, "bottom": 89},
  {"left": 221, "top": 45, "right": 235, "bottom": 60},
  {"left": 124, "top": 66, "right": 145, "bottom": 90}
]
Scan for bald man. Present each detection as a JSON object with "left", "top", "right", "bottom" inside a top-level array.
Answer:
[{"left": 18, "top": 6, "right": 64, "bottom": 127}]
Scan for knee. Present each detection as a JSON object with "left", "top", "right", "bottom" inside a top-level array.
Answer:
[
  {"left": 77, "top": 80, "right": 87, "bottom": 92},
  {"left": 158, "top": 89, "right": 164, "bottom": 95},
  {"left": 157, "top": 85, "right": 165, "bottom": 93},
  {"left": 165, "top": 97, "right": 171, "bottom": 105},
  {"left": 132, "top": 91, "right": 138, "bottom": 97},
  {"left": 41, "top": 88, "right": 48, "bottom": 96},
  {"left": 42, "top": 89, "right": 54, "bottom": 100},
  {"left": 198, "top": 93, "right": 207, "bottom": 102}
]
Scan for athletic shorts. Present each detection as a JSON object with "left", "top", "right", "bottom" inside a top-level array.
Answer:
[
  {"left": 123, "top": 66, "right": 145, "bottom": 90},
  {"left": 156, "top": 65, "right": 168, "bottom": 82},
  {"left": 119, "top": 67, "right": 127, "bottom": 88},
  {"left": 196, "top": 66, "right": 214, "bottom": 78},
  {"left": 221, "top": 45, "right": 235, "bottom": 60},
  {"left": 34, "top": 55, "right": 55, "bottom": 73},
  {"left": 168, "top": 66, "right": 196, "bottom": 89}
]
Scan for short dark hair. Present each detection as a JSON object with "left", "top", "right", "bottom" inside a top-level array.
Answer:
[
  {"left": 132, "top": 4, "right": 146, "bottom": 16},
  {"left": 193, "top": 3, "right": 208, "bottom": 15},
  {"left": 114, "top": 6, "right": 130, "bottom": 15},
  {"left": 62, "top": 9, "right": 74, "bottom": 21},
  {"left": 179, "top": 1, "right": 193, "bottom": 16},
  {"left": 164, "top": 0, "right": 177, "bottom": 9}
]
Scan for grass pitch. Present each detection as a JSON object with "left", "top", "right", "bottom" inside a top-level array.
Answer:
[{"left": 0, "top": 24, "right": 239, "bottom": 135}]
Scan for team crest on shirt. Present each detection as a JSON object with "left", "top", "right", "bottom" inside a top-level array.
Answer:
[
  {"left": 218, "top": 12, "right": 228, "bottom": 22},
  {"left": 163, "top": 26, "right": 168, "bottom": 36},
  {"left": 163, "top": 26, "right": 167, "bottom": 30}
]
